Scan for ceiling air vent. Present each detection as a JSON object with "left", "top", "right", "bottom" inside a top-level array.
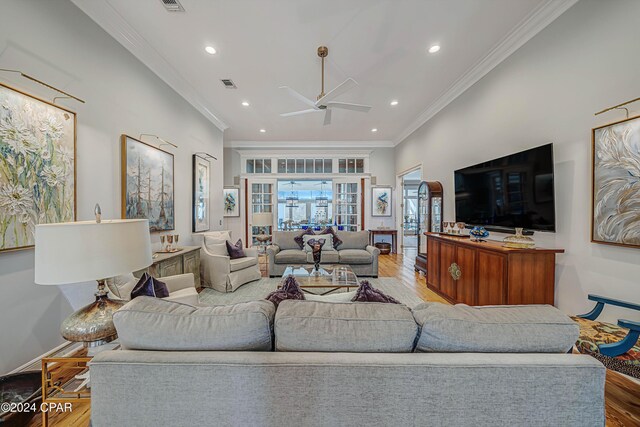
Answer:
[
  {"left": 160, "top": 0, "right": 185, "bottom": 12},
  {"left": 220, "top": 79, "right": 237, "bottom": 89}
]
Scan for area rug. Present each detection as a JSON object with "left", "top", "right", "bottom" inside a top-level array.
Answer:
[{"left": 199, "top": 277, "right": 425, "bottom": 308}]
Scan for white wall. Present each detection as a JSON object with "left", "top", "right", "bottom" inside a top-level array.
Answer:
[
  {"left": 367, "top": 147, "right": 396, "bottom": 244},
  {"left": 222, "top": 147, "right": 244, "bottom": 241},
  {"left": 0, "top": 0, "right": 224, "bottom": 373},
  {"left": 395, "top": 0, "right": 640, "bottom": 322}
]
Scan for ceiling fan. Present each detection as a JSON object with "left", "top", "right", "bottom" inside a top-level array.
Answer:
[{"left": 280, "top": 46, "right": 371, "bottom": 126}]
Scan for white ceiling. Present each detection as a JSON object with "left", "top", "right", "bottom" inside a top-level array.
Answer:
[{"left": 72, "top": 0, "right": 577, "bottom": 146}]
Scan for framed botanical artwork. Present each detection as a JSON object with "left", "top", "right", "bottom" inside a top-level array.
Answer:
[
  {"left": 121, "top": 135, "right": 174, "bottom": 232},
  {"left": 223, "top": 187, "right": 240, "bottom": 217},
  {"left": 372, "top": 186, "right": 392, "bottom": 217},
  {"left": 592, "top": 115, "right": 640, "bottom": 249},
  {"left": 192, "top": 154, "right": 210, "bottom": 232},
  {"left": 0, "top": 82, "right": 76, "bottom": 252}
]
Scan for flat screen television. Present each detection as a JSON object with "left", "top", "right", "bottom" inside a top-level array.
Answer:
[{"left": 454, "top": 143, "right": 555, "bottom": 233}]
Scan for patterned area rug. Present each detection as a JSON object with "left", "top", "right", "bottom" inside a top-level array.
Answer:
[{"left": 199, "top": 277, "right": 425, "bottom": 308}]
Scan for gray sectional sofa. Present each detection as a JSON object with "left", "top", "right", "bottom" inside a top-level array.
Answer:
[
  {"left": 267, "top": 230, "right": 379, "bottom": 277},
  {"left": 90, "top": 297, "right": 605, "bottom": 426}
]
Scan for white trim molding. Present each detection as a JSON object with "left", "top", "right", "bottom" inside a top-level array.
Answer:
[
  {"left": 393, "top": 0, "right": 579, "bottom": 146},
  {"left": 71, "top": 0, "right": 229, "bottom": 131},
  {"left": 225, "top": 140, "right": 395, "bottom": 149}
]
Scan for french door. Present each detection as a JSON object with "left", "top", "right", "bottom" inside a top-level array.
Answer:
[
  {"left": 247, "top": 178, "right": 276, "bottom": 247},
  {"left": 333, "top": 178, "right": 361, "bottom": 231}
]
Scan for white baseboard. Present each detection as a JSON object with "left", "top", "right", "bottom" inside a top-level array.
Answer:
[{"left": 7, "top": 341, "right": 79, "bottom": 375}]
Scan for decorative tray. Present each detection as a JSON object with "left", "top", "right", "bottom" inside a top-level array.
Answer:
[{"left": 155, "top": 247, "right": 182, "bottom": 254}]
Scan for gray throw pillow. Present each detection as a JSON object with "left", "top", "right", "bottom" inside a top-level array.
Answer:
[
  {"left": 319, "top": 226, "right": 343, "bottom": 249},
  {"left": 294, "top": 228, "right": 315, "bottom": 249}
]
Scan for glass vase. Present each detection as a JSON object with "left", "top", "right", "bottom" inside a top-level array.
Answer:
[{"left": 503, "top": 228, "right": 535, "bottom": 249}]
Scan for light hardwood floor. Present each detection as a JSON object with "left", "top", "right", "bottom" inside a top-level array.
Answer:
[{"left": 28, "top": 248, "right": 639, "bottom": 426}]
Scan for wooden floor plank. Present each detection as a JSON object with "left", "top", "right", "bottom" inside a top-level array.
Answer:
[{"left": 27, "top": 248, "right": 639, "bottom": 426}]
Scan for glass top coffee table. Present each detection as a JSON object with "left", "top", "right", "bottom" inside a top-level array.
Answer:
[{"left": 281, "top": 265, "right": 359, "bottom": 295}]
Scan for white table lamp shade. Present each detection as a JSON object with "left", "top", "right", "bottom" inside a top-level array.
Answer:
[
  {"left": 252, "top": 212, "right": 273, "bottom": 227},
  {"left": 35, "top": 219, "right": 152, "bottom": 285}
]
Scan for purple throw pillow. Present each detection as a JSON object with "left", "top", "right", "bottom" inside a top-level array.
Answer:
[
  {"left": 319, "top": 226, "right": 343, "bottom": 249},
  {"left": 293, "top": 228, "right": 315, "bottom": 249},
  {"left": 351, "top": 280, "right": 401, "bottom": 304},
  {"left": 266, "top": 276, "right": 305, "bottom": 307},
  {"left": 130, "top": 272, "right": 169, "bottom": 299},
  {"left": 226, "top": 239, "right": 246, "bottom": 259}
]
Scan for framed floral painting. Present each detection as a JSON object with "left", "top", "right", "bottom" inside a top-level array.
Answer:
[
  {"left": 372, "top": 186, "right": 392, "bottom": 217},
  {"left": 592, "top": 115, "right": 640, "bottom": 248},
  {"left": 192, "top": 154, "right": 210, "bottom": 232},
  {"left": 121, "top": 135, "right": 174, "bottom": 232},
  {"left": 223, "top": 187, "right": 240, "bottom": 217},
  {"left": 0, "top": 83, "right": 76, "bottom": 252}
]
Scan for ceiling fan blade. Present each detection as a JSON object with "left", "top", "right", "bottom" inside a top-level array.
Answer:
[
  {"left": 316, "top": 78, "right": 358, "bottom": 106},
  {"left": 325, "top": 102, "right": 372, "bottom": 113},
  {"left": 323, "top": 109, "right": 332, "bottom": 126},
  {"left": 279, "top": 86, "right": 318, "bottom": 109},
  {"left": 280, "top": 109, "right": 323, "bottom": 117}
]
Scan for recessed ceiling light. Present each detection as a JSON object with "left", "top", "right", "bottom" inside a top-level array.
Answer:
[
  {"left": 259, "top": 129, "right": 266, "bottom": 133},
  {"left": 241, "top": 101, "right": 250, "bottom": 107},
  {"left": 428, "top": 45, "right": 441, "bottom": 54},
  {"left": 371, "top": 128, "right": 378, "bottom": 133},
  {"left": 205, "top": 46, "right": 217, "bottom": 55},
  {"left": 390, "top": 100, "right": 399, "bottom": 106}
]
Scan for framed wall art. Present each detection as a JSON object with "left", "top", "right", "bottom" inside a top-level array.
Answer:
[
  {"left": 223, "top": 187, "right": 240, "bottom": 217},
  {"left": 0, "top": 82, "right": 76, "bottom": 252},
  {"left": 192, "top": 154, "right": 210, "bottom": 232},
  {"left": 592, "top": 114, "right": 640, "bottom": 249},
  {"left": 372, "top": 186, "right": 392, "bottom": 217},
  {"left": 121, "top": 135, "right": 174, "bottom": 232}
]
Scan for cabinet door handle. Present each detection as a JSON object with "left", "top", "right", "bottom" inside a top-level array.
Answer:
[{"left": 448, "top": 262, "right": 461, "bottom": 281}]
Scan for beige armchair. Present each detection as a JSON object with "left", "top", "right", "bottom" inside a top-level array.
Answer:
[
  {"left": 107, "top": 273, "right": 199, "bottom": 306},
  {"left": 200, "top": 234, "right": 261, "bottom": 293}
]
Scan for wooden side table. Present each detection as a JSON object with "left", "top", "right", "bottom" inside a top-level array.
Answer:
[
  {"left": 40, "top": 343, "right": 120, "bottom": 426},
  {"left": 41, "top": 352, "right": 91, "bottom": 427},
  {"left": 368, "top": 229, "right": 398, "bottom": 254},
  {"left": 258, "top": 253, "right": 269, "bottom": 277}
]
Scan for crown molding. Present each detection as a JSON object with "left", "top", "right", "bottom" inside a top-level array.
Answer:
[
  {"left": 393, "top": 0, "right": 579, "bottom": 146},
  {"left": 71, "top": 0, "right": 229, "bottom": 132},
  {"left": 224, "top": 140, "right": 395, "bottom": 149}
]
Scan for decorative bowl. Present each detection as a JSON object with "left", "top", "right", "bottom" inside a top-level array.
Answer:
[{"left": 469, "top": 226, "right": 489, "bottom": 241}]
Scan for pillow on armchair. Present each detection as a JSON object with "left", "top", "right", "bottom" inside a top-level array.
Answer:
[
  {"left": 107, "top": 273, "right": 137, "bottom": 300},
  {"left": 226, "top": 239, "right": 246, "bottom": 259}
]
